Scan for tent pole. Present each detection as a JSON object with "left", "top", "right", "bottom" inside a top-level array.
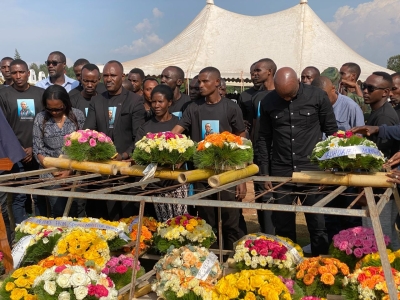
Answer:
[{"left": 240, "top": 71, "right": 244, "bottom": 92}]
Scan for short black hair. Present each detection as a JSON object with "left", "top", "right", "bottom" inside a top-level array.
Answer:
[
  {"left": 303, "top": 66, "right": 320, "bottom": 76},
  {"left": 199, "top": 66, "right": 220, "bottom": 79},
  {"left": 311, "top": 76, "right": 331, "bottom": 90},
  {"left": 1, "top": 57, "right": 13, "bottom": 62},
  {"left": 258, "top": 58, "right": 277, "bottom": 75},
  {"left": 143, "top": 77, "right": 159, "bottom": 87},
  {"left": 10, "top": 59, "right": 29, "bottom": 71},
  {"left": 106, "top": 60, "right": 124, "bottom": 73},
  {"left": 129, "top": 68, "right": 145, "bottom": 80},
  {"left": 151, "top": 84, "right": 173, "bottom": 102},
  {"left": 372, "top": 71, "right": 393, "bottom": 88},
  {"left": 49, "top": 51, "right": 66, "bottom": 63},
  {"left": 73, "top": 58, "right": 89, "bottom": 67},
  {"left": 171, "top": 66, "right": 184, "bottom": 80},
  {"left": 81, "top": 63, "right": 100, "bottom": 74},
  {"left": 342, "top": 62, "right": 361, "bottom": 80}
]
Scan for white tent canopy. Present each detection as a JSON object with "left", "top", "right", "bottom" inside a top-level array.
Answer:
[{"left": 120, "top": 0, "right": 391, "bottom": 81}]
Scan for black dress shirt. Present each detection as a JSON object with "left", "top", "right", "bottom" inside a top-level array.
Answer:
[{"left": 257, "top": 83, "right": 337, "bottom": 176}]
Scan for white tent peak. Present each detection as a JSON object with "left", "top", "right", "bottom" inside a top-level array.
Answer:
[
  {"left": 121, "top": 1, "right": 391, "bottom": 81},
  {"left": 300, "top": 0, "right": 308, "bottom": 4},
  {"left": 206, "top": 0, "right": 214, "bottom": 5}
]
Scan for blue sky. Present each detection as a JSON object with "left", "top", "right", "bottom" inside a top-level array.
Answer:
[{"left": 1, "top": 0, "right": 399, "bottom": 68}]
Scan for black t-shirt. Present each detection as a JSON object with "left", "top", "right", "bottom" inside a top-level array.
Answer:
[
  {"left": 238, "top": 86, "right": 259, "bottom": 125},
  {"left": 70, "top": 92, "right": 93, "bottom": 117},
  {"left": 0, "top": 86, "right": 44, "bottom": 148},
  {"left": 107, "top": 93, "right": 125, "bottom": 139},
  {"left": 394, "top": 104, "right": 400, "bottom": 121},
  {"left": 169, "top": 93, "right": 191, "bottom": 119},
  {"left": 69, "top": 82, "right": 107, "bottom": 97},
  {"left": 135, "top": 115, "right": 179, "bottom": 143},
  {"left": 367, "top": 101, "right": 399, "bottom": 158},
  {"left": 252, "top": 90, "right": 272, "bottom": 145},
  {"left": 178, "top": 97, "right": 245, "bottom": 142}
]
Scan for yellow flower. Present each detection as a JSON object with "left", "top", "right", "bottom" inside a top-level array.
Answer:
[
  {"left": 10, "top": 288, "right": 28, "bottom": 300},
  {"left": 11, "top": 268, "right": 25, "bottom": 279},
  {"left": 186, "top": 224, "right": 195, "bottom": 232},
  {"left": 24, "top": 295, "right": 37, "bottom": 300},
  {"left": 14, "top": 277, "right": 30, "bottom": 288},
  {"left": 244, "top": 291, "right": 256, "bottom": 300},
  {"left": 5, "top": 282, "right": 16, "bottom": 291},
  {"left": 249, "top": 275, "right": 264, "bottom": 289},
  {"left": 189, "top": 219, "right": 198, "bottom": 227},
  {"left": 236, "top": 276, "right": 251, "bottom": 291},
  {"left": 226, "top": 287, "right": 239, "bottom": 299}
]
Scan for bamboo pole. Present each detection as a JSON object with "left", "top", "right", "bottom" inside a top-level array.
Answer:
[
  {"left": 208, "top": 164, "right": 259, "bottom": 187},
  {"left": 120, "top": 165, "right": 183, "bottom": 180},
  {"left": 43, "top": 157, "right": 71, "bottom": 169},
  {"left": 292, "top": 171, "right": 394, "bottom": 188},
  {"left": 177, "top": 169, "right": 215, "bottom": 183},
  {"left": 44, "top": 157, "right": 118, "bottom": 175}
]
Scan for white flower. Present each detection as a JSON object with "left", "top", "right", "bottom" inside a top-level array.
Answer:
[
  {"left": 40, "top": 269, "right": 56, "bottom": 282},
  {"left": 56, "top": 274, "right": 71, "bottom": 288},
  {"left": 58, "top": 291, "right": 71, "bottom": 300},
  {"left": 87, "top": 268, "right": 98, "bottom": 281},
  {"left": 44, "top": 280, "right": 57, "bottom": 295},
  {"left": 70, "top": 273, "right": 90, "bottom": 287},
  {"left": 74, "top": 286, "right": 88, "bottom": 300}
]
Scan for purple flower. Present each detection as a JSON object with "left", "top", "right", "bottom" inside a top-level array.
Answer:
[
  {"left": 353, "top": 247, "right": 364, "bottom": 258},
  {"left": 339, "top": 241, "right": 349, "bottom": 251}
]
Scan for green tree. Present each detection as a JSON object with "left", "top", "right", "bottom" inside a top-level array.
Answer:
[
  {"left": 39, "top": 64, "right": 48, "bottom": 78},
  {"left": 387, "top": 54, "right": 400, "bottom": 73},
  {"left": 29, "top": 63, "right": 39, "bottom": 79},
  {"left": 66, "top": 65, "right": 76, "bottom": 79},
  {"left": 14, "top": 49, "right": 21, "bottom": 59}
]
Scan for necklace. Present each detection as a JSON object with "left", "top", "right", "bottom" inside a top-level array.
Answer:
[{"left": 54, "top": 115, "right": 66, "bottom": 123}]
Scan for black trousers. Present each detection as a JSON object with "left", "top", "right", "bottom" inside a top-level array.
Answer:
[
  {"left": 271, "top": 180, "right": 329, "bottom": 256},
  {"left": 191, "top": 182, "right": 244, "bottom": 250}
]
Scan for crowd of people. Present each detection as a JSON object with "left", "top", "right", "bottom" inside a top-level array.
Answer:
[{"left": 1, "top": 50, "right": 400, "bottom": 255}]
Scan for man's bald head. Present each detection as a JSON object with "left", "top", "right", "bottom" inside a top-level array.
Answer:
[{"left": 274, "top": 67, "right": 299, "bottom": 101}]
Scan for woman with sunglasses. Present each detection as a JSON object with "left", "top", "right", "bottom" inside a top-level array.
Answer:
[{"left": 33, "top": 85, "right": 85, "bottom": 217}]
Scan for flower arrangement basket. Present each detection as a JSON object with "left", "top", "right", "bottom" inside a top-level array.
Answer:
[
  {"left": 233, "top": 233, "right": 304, "bottom": 278},
  {"left": 132, "top": 132, "right": 196, "bottom": 167},
  {"left": 343, "top": 266, "right": 400, "bottom": 300},
  {"left": 193, "top": 132, "right": 253, "bottom": 172},
  {"left": 63, "top": 129, "right": 116, "bottom": 162},
  {"left": 152, "top": 245, "right": 223, "bottom": 300},
  {"left": 310, "top": 130, "right": 385, "bottom": 171},
  {"left": 295, "top": 256, "right": 350, "bottom": 297},
  {"left": 329, "top": 226, "right": 390, "bottom": 271},
  {"left": 153, "top": 214, "right": 216, "bottom": 254}
]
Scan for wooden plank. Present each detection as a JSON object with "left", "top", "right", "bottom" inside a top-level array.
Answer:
[
  {"left": 376, "top": 188, "right": 393, "bottom": 215},
  {"left": 313, "top": 186, "right": 347, "bottom": 207},
  {"left": 364, "top": 187, "right": 398, "bottom": 299}
]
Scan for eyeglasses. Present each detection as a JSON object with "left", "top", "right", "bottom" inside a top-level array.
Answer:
[
  {"left": 361, "top": 82, "right": 387, "bottom": 93},
  {"left": 45, "top": 60, "right": 63, "bottom": 66},
  {"left": 45, "top": 107, "right": 64, "bottom": 113}
]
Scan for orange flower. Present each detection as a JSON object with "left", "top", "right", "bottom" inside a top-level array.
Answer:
[
  {"left": 320, "top": 273, "right": 335, "bottom": 285},
  {"left": 296, "top": 269, "right": 305, "bottom": 279},
  {"left": 328, "top": 264, "right": 338, "bottom": 275},
  {"left": 318, "top": 266, "right": 329, "bottom": 275},
  {"left": 308, "top": 267, "right": 319, "bottom": 276},
  {"left": 303, "top": 274, "right": 315, "bottom": 285}
]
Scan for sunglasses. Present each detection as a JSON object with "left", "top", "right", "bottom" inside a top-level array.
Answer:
[
  {"left": 45, "top": 60, "right": 63, "bottom": 66},
  {"left": 361, "top": 82, "right": 387, "bottom": 93},
  {"left": 45, "top": 107, "right": 64, "bottom": 113}
]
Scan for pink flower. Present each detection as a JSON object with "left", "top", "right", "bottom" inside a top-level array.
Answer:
[
  {"left": 346, "top": 248, "right": 352, "bottom": 255},
  {"left": 107, "top": 258, "right": 118, "bottom": 268},
  {"left": 338, "top": 241, "right": 349, "bottom": 251},
  {"left": 102, "top": 267, "right": 110, "bottom": 275},
  {"left": 89, "top": 138, "right": 97, "bottom": 147},
  {"left": 122, "top": 258, "right": 133, "bottom": 268},
  {"left": 0, "top": 252, "right": 3, "bottom": 261},
  {"left": 65, "top": 140, "right": 72, "bottom": 147},
  {"left": 105, "top": 137, "right": 112, "bottom": 143},
  {"left": 91, "top": 131, "right": 98, "bottom": 138},
  {"left": 88, "top": 284, "right": 109, "bottom": 297},
  {"left": 64, "top": 134, "right": 70, "bottom": 140},
  {"left": 115, "top": 265, "right": 128, "bottom": 274},
  {"left": 98, "top": 136, "right": 106, "bottom": 142},
  {"left": 106, "top": 277, "right": 114, "bottom": 288},
  {"left": 146, "top": 133, "right": 156, "bottom": 140},
  {"left": 55, "top": 265, "right": 67, "bottom": 273},
  {"left": 78, "top": 137, "right": 88, "bottom": 143},
  {"left": 345, "top": 131, "right": 353, "bottom": 138},
  {"left": 353, "top": 247, "right": 364, "bottom": 258}
]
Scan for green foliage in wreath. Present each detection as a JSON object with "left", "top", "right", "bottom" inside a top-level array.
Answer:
[
  {"left": 153, "top": 234, "right": 216, "bottom": 254},
  {"left": 14, "top": 231, "right": 30, "bottom": 243},
  {"left": 110, "top": 266, "right": 145, "bottom": 290},
  {"left": 107, "top": 237, "right": 129, "bottom": 252},
  {"left": 193, "top": 142, "right": 253, "bottom": 171},
  {"left": 296, "top": 276, "right": 343, "bottom": 298},
  {"left": 20, "top": 233, "right": 62, "bottom": 267},
  {"left": 310, "top": 133, "right": 385, "bottom": 171},
  {"left": 163, "top": 289, "right": 205, "bottom": 300},
  {"left": 63, "top": 139, "right": 116, "bottom": 162}
]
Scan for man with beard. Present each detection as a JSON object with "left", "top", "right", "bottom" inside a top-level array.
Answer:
[
  {"left": 160, "top": 66, "right": 191, "bottom": 119},
  {"left": 84, "top": 60, "right": 145, "bottom": 219},
  {"left": 0, "top": 59, "right": 45, "bottom": 222},
  {"left": 1, "top": 57, "right": 14, "bottom": 87},
  {"left": 127, "top": 68, "right": 145, "bottom": 96},
  {"left": 238, "top": 62, "right": 261, "bottom": 134},
  {"left": 300, "top": 66, "right": 320, "bottom": 85},
  {"left": 69, "top": 59, "right": 106, "bottom": 96},
  {"left": 36, "top": 51, "right": 78, "bottom": 92},
  {"left": 171, "top": 67, "right": 246, "bottom": 250}
]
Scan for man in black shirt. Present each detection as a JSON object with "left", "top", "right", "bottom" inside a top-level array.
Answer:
[
  {"left": 69, "top": 59, "right": 106, "bottom": 96},
  {"left": 250, "top": 58, "right": 277, "bottom": 235},
  {"left": 300, "top": 66, "right": 320, "bottom": 85},
  {"left": 70, "top": 64, "right": 101, "bottom": 117},
  {"left": 84, "top": 60, "right": 145, "bottom": 220},
  {"left": 1, "top": 57, "right": 14, "bottom": 86},
  {"left": 0, "top": 59, "right": 45, "bottom": 223},
  {"left": 238, "top": 62, "right": 261, "bottom": 134},
  {"left": 258, "top": 67, "right": 337, "bottom": 255},
  {"left": 172, "top": 67, "right": 246, "bottom": 250},
  {"left": 160, "top": 66, "right": 191, "bottom": 119},
  {"left": 127, "top": 68, "right": 145, "bottom": 96}
]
